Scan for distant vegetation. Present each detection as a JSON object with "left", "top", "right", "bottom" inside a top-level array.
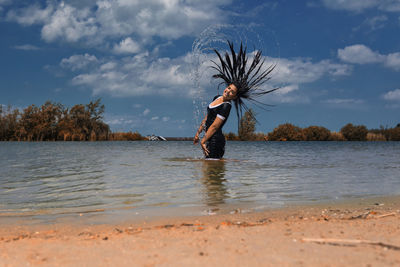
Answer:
[
  {"left": 0, "top": 99, "right": 143, "bottom": 141},
  {"left": 265, "top": 123, "right": 400, "bottom": 141},
  {"left": 0, "top": 99, "right": 147, "bottom": 141},
  {"left": 225, "top": 109, "right": 267, "bottom": 141},
  {"left": 1, "top": 102, "right": 399, "bottom": 141},
  {"left": 109, "top": 131, "right": 146, "bottom": 141},
  {"left": 0, "top": 99, "right": 110, "bottom": 141},
  {"left": 225, "top": 109, "right": 400, "bottom": 141}
]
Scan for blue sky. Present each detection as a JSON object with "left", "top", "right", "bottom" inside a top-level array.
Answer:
[{"left": 1, "top": 0, "right": 400, "bottom": 137}]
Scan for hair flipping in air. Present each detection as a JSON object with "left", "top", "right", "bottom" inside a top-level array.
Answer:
[{"left": 211, "top": 41, "right": 278, "bottom": 126}]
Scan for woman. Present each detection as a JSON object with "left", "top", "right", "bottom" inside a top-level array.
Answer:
[{"left": 194, "top": 41, "right": 277, "bottom": 159}]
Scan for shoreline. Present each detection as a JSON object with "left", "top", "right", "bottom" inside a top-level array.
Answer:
[
  {"left": 1, "top": 195, "right": 400, "bottom": 266},
  {"left": 2, "top": 194, "right": 400, "bottom": 226}
]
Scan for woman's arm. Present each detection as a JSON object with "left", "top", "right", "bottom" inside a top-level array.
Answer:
[
  {"left": 200, "top": 117, "right": 224, "bottom": 156},
  {"left": 193, "top": 114, "right": 207, "bottom": 144}
]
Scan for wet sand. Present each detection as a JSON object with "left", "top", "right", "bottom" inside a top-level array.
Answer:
[{"left": 1, "top": 197, "right": 400, "bottom": 266}]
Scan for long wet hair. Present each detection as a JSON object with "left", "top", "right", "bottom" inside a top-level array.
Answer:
[{"left": 211, "top": 41, "right": 278, "bottom": 126}]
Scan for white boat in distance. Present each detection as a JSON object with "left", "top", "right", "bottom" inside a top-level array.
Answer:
[{"left": 147, "top": 135, "right": 167, "bottom": 141}]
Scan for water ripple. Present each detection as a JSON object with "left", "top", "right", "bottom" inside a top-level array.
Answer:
[{"left": 0, "top": 141, "right": 400, "bottom": 221}]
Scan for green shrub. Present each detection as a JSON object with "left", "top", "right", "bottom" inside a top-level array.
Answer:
[
  {"left": 225, "top": 132, "right": 239, "bottom": 141},
  {"left": 268, "top": 123, "right": 304, "bottom": 141},
  {"left": 366, "top": 132, "right": 386, "bottom": 141},
  {"left": 238, "top": 109, "right": 256, "bottom": 141},
  {"left": 302, "top": 126, "right": 331, "bottom": 141},
  {"left": 340, "top": 123, "right": 368, "bottom": 141},
  {"left": 329, "top": 131, "right": 346, "bottom": 141},
  {"left": 387, "top": 127, "right": 400, "bottom": 141}
]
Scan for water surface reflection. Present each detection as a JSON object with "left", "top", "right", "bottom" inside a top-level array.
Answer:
[
  {"left": 200, "top": 160, "right": 228, "bottom": 206},
  {"left": 0, "top": 141, "right": 399, "bottom": 222}
]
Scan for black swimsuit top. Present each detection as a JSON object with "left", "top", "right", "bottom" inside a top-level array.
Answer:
[{"left": 205, "top": 95, "right": 232, "bottom": 135}]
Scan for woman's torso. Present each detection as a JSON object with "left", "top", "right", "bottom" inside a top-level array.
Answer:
[{"left": 205, "top": 96, "right": 231, "bottom": 137}]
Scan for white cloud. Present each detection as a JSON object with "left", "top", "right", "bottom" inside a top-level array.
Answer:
[
  {"left": 13, "top": 44, "right": 40, "bottom": 51},
  {"left": 105, "top": 112, "right": 185, "bottom": 133},
  {"left": 384, "top": 52, "right": 400, "bottom": 70},
  {"left": 268, "top": 94, "right": 311, "bottom": 104},
  {"left": 383, "top": 89, "right": 400, "bottom": 101},
  {"left": 143, "top": 108, "right": 150, "bottom": 116},
  {"left": 265, "top": 57, "right": 351, "bottom": 103},
  {"left": 67, "top": 51, "right": 200, "bottom": 97},
  {"left": 104, "top": 112, "right": 187, "bottom": 132},
  {"left": 321, "top": 0, "right": 378, "bottom": 12},
  {"left": 320, "top": 98, "right": 366, "bottom": 109},
  {"left": 272, "top": 57, "right": 352, "bottom": 85},
  {"left": 9, "top": 2, "right": 351, "bottom": 105},
  {"left": 321, "top": 0, "right": 400, "bottom": 12},
  {"left": 338, "top": 44, "right": 384, "bottom": 64},
  {"left": 104, "top": 114, "right": 136, "bottom": 127},
  {"left": 100, "top": 62, "right": 117, "bottom": 71},
  {"left": 0, "top": 0, "right": 10, "bottom": 11},
  {"left": 274, "top": 84, "right": 299, "bottom": 95},
  {"left": 72, "top": 73, "right": 99, "bottom": 86},
  {"left": 338, "top": 44, "right": 400, "bottom": 70},
  {"left": 41, "top": 2, "right": 97, "bottom": 43},
  {"left": 60, "top": 53, "right": 98, "bottom": 71},
  {"left": 6, "top": 1, "right": 230, "bottom": 46},
  {"left": 58, "top": 48, "right": 351, "bottom": 105},
  {"left": 6, "top": 3, "right": 54, "bottom": 25},
  {"left": 353, "top": 15, "right": 388, "bottom": 31},
  {"left": 382, "top": 0, "right": 400, "bottom": 12},
  {"left": 322, "top": 98, "right": 364, "bottom": 104},
  {"left": 113, "top": 37, "right": 141, "bottom": 54},
  {"left": 365, "top": 15, "right": 388, "bottom": 30}
]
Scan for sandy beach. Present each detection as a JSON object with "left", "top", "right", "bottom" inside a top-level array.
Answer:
[{"left": 1, "top": 197, "right": 400, "bottom": 266}]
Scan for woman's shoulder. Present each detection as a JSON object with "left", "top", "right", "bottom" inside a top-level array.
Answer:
[
  {"left": 212, "top": 95, "right": 231, "bottom": 105},
  {"left": 209, "top": 95, "right": 231, "bottom": 109}
]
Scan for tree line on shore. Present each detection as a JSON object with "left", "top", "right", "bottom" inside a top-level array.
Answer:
[
  {"left": 0, "top": 99, "right": 147, "bottom": 141},
  {"left": 225, "top": 109, "right": 400, "bottom": 141},
  {"left": 0, "top": 99, "right": 113, "bottom": 141},
  {"left": 1, "top": 101, "right": 399, "bottom": 141},
  {"left": 0, "top": 99, "right": 149, "bottom": 141},
  {"left": 226, "top": 122, "right": 400, "bottom": 141}
]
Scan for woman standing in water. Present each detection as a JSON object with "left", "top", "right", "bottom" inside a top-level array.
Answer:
[{"left": 194, "top": 41, "right": 277, "bottom": 159}]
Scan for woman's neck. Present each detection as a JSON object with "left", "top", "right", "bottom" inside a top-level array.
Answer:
[{"left": 221, "top": 95, "right": 230, "bottom": 102}]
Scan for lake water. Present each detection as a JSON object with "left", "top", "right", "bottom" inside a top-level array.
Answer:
[{"left": 1, "top": 141, "right": 399, "bottom": 224}]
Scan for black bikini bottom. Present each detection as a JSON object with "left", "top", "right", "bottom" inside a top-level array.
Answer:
[{"left": 206, "top": 134, "right": 225, "bottom": 159}]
